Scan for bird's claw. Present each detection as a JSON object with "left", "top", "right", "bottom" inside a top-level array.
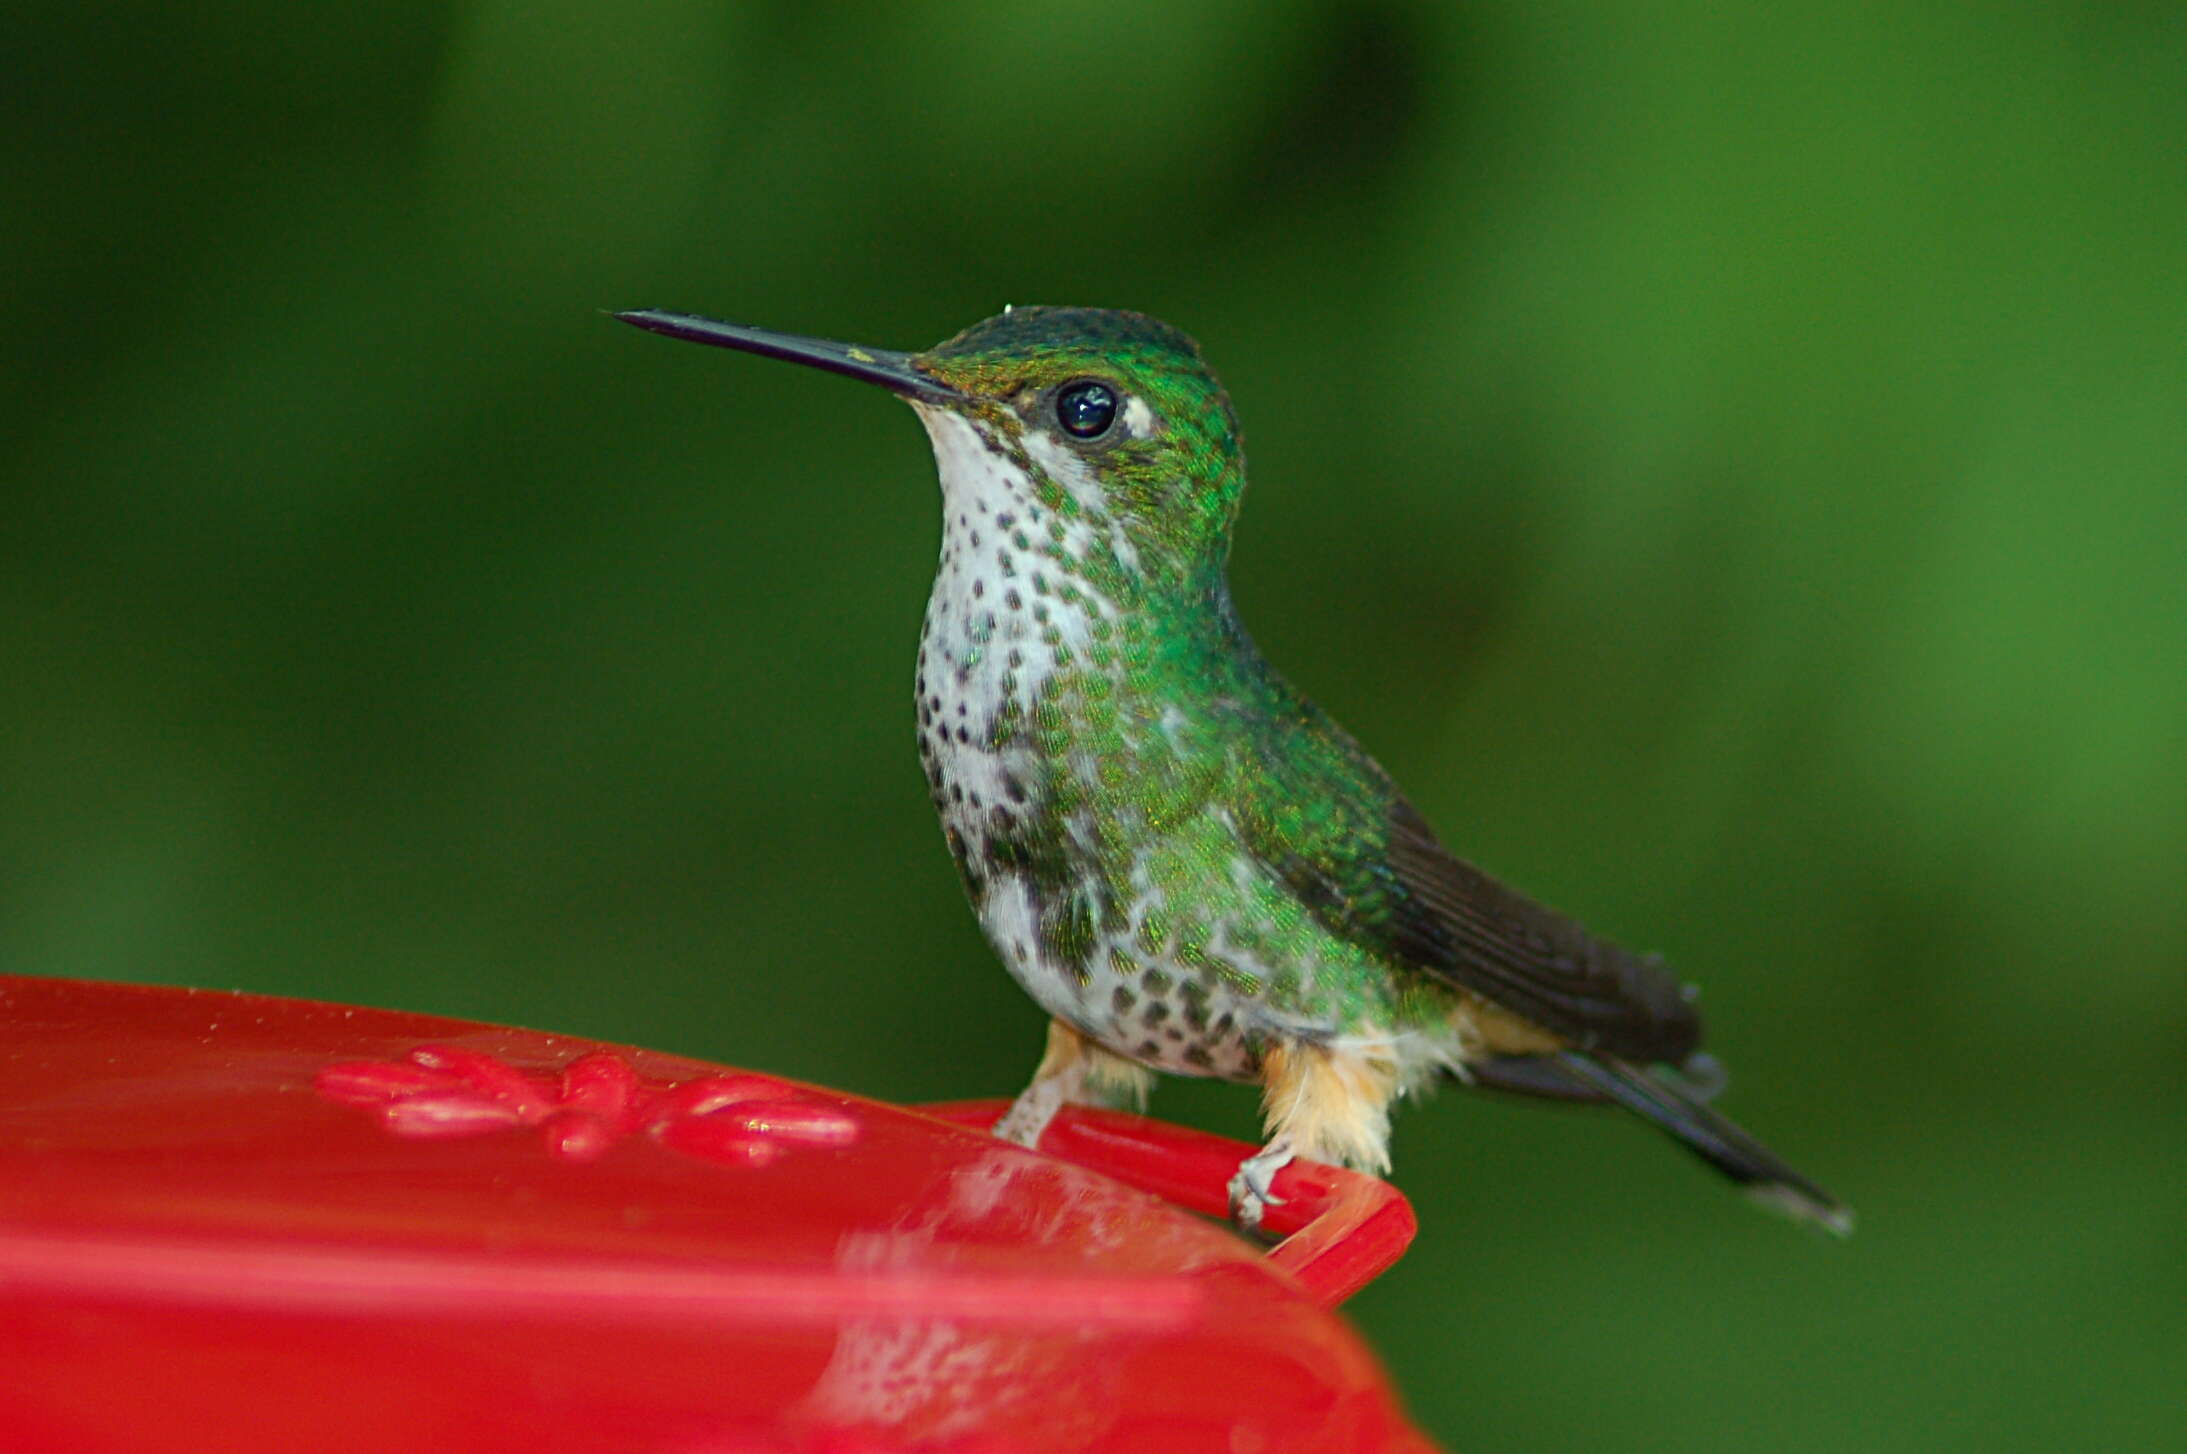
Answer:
[{"left": 1226, "top": 1139, "right": 1295, "bottom": 1234}]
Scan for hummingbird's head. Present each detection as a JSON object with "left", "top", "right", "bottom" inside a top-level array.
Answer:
[
  {"left": 615, "top": 305, "right": 1247, "bottom": 595},
  {"left": 906, "top": 306, "right": 1245, "bottom": 584}
]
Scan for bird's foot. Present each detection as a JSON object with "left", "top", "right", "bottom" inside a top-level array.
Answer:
[{"left": 1226, "top": 1136, "right": 1296, "bottom": 1235}]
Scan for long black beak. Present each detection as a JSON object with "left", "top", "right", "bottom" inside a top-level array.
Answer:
[{"left": 613, "top": 310, "right": 960, "bottom": 402}]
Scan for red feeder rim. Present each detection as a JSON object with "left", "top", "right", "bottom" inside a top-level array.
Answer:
[{"left": 0, "top": 975, "right": 1438, "bottom": 1453}]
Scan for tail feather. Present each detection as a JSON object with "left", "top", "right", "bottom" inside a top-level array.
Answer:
[
  {"left": 1532, "top": 1053, "right": 1854, "bottom": 1237},
  {"left": 1478, "top": 1049, "right": 1854, "bottom": 1233},
  {"left": 1471, "top": 1049, "right": 1727, "bottom": 1104}
]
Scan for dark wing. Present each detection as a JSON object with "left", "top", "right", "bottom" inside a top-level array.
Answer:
[
  {"left": 1375, "top": 794, "right": 1701, "bottom": 1060},
  {"left": 1233, "top": 709, "right": 1702, "bottom": 1064}
]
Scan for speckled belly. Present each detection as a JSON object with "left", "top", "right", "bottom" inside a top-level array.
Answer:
[{"left": 971, "top": 870, "right": 1274, "bottom": 1082}]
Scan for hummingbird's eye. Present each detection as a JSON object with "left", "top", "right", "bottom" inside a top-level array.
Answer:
[{"left": 1054, "top": 381, "right": 1119, "bottom": 440}]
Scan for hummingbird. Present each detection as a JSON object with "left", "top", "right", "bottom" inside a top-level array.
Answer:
[{"left": 615, "top": 305, "right": 1851, "bottom": 1236}]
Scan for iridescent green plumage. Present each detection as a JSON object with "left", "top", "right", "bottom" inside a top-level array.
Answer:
[{"left": 616, "top": 304, "right": 1851, "bottom": 1235}]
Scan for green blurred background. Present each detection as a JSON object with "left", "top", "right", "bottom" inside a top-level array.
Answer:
[{"left": 7, "top": 2, "right": 2183, "bottom": 1447}]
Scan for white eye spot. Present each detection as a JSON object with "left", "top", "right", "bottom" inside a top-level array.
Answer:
[{"left": 1121, "top": 396, "right": 1156, "bottom": 436}]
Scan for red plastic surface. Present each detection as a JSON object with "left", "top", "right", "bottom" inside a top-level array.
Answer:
[{"left": 0, "top": 976, "right": 1440, "bottom": 1454}]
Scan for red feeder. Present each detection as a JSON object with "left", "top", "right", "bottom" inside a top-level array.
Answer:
[{"left": 0, "top": 975, "right": 1439, "bottom": 1453}]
